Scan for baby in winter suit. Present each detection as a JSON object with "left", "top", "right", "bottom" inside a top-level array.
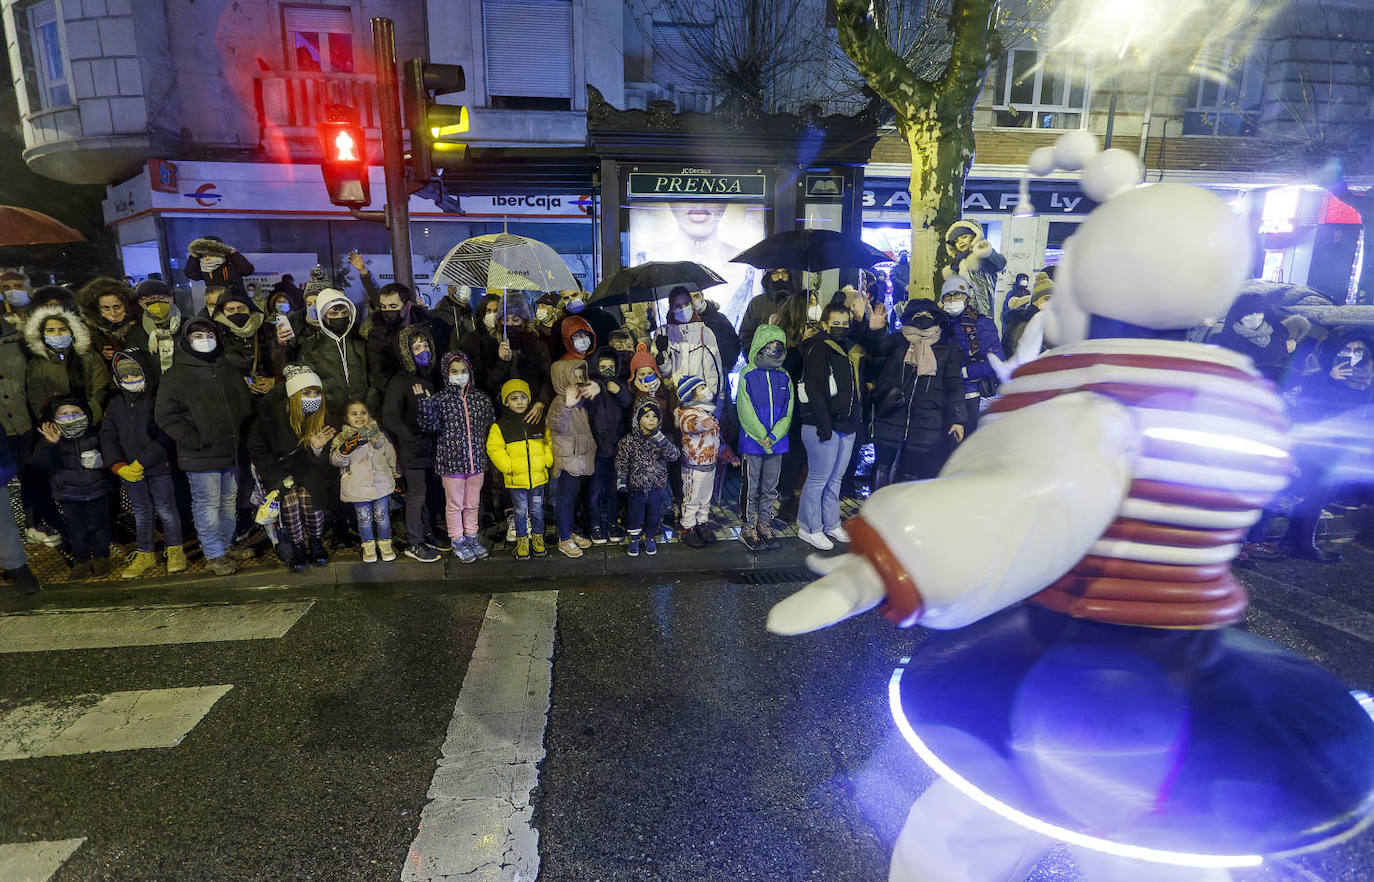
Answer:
[{"left": 673, "top": 374, "right": 720, "bottom": 549}]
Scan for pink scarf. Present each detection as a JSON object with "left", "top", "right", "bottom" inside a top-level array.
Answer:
[{"left": 902, "top": 325, "right": 942, "bottom": 376}]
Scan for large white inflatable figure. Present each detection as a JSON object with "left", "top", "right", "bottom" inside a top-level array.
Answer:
[{"left": 768, "top": 132, "right": 1374, "bottom": 882}]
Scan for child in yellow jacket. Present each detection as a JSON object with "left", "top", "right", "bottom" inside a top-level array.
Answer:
[{"left": 485, "top": 379, "right": 554, "bottom": 561}]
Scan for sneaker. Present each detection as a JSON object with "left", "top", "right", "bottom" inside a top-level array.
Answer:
[
  {"left": 226, "top": 543, "right": 256, "bottom": 562},
  {"left": 377, "top": 539, "right": 397, "bottom": 562},
  {"left": 757, "top": 521, "right": 781, "bottom": 550},
  {"left": 558, "top": 539, "right": 584, "bottom": 558},
  {"left": 121, "top": 550, "right": 158, "bottom": 580},
  {"left": 798, "top": 529, "right": 834, "bottom": 551},
  {"left": 166, "top": 545, "right": 188, "bottom": 574},
  {"left": 361, "top": 541, "right": 378, "bottom": 564},
  {"left": 206, "top": 556, "right": 236, "bottom": 576},
  {"left": 696, "top": 524, "right": 719, "bottom": 545},
  {"left": 26, "top": 527, "right": 64, "bottom": 548},
  {"left": 506, "top": 517, "right": 517, "bottom": 544},
  {"left": 825, "top": 524, "right": 852, "bottom": 544},
  {"left": 682, "top": 527, "right": 706, "bottom": 549},
  {"left": 590, "top": 528, "right": 609, "bottom": 545},
  {"left": 91, "top": 556, "right": 111, "bottom": 578},
  {"left": 644, "top": 536, "right": 658, "bottom": 555},
  {"left": 571, "top": 534, "right": 592, "bottom": 549},
  {"left": 609, "top": 525, "right": 627, "bottom": 543},
  {"left": 453, "top": 539, "right": 477, "bottom": 564},
  {"left": 626, "top": 534, "right": 641, "bottom": 557},
  {"left": 515, "top": 537, "right": 531, "bottom": 560},
  {"left": 531, "top": 534, "right": 548, "bottom": 557},
  {"left": 69, "top": 561, "right": 92, "bottom": 580},
  {"left": 740, "top": 526, "right": 763, "bottom": 552},
  {"left": 6, "top": 564, "right": 41, "bottom": 595},
  {"left": 469, "top": 536, "right": 490, "bottom": 560},
  {"left": 405, "top": 543, "right": 442, "bottom": 563}
]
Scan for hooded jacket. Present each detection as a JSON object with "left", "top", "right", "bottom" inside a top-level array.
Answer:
[
  {"left": 24, "top": 304, "right": 112, "bottom": 424},
  {"left": 0, "top": 319, "right": 31, "bottom": 437},
  {"left": 1287, "top": 329, "right": 1374, "bottom": 423},
  {"left": 154, "top": 320, "right": 253, "bottom": 471},
  {"left": 941, "top": 219, "right": 1006, "bottom": 320},
  {"left": 736, "top": 324, "right": 794, "bottom": 456},
  {"left": 299, "top": 289, "right": 372, "bottom": 423},
  {"left": 550, "top": 304, "right": 619, "bottom": 361},
  {"left": 873, "top": 303, "right": 967, "bottom": 451},
  {"left": 36, "top": 396, "right": 113, "bottom": 502},
  {"left": 486, "top": 380, "right": 554, "bottom": 490},
  {"left": 798, "top": 329, "right": 863, "bottom": 439},
  {"left": 1211, "top": 293, "right": 1292, "bottom": 384},
  {"left": 184, "top": 237, "right": 254, "bottom": 291},
  {"left": 615, "top": 399, "right": 680, "bottom": 491},
  {"left": 382, "top": 324, "right": 438, "bottom": 470},
  {"left": 99, "top": 348, "right": 173, "bottom": 477},
  {"left": 557, "top": 315, "right": 596, "bottom": 361},
  {"left": 361, "top": 283, "right": 453, "bottom": 403},
  {"left": 661, "top": 311, "right": 723, "bottom": 402},
  {"left": 330, "top": 419, "right": 397, "bottom": 503},
  {"left": 419, "top": 351, "right": 495, "bottom": 476},
  {"left": 586, "top": 345, "right": 632, "bottom": 457},
  {"left": 547, "top": 358, "right": 596, "bottom": 477}
]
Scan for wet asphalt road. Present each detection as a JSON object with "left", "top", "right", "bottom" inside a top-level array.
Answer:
[{"left": 1, "top": 543, "right": 1372, "bottom": 881}]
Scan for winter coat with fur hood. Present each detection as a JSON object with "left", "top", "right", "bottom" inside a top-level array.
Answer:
[
  {"left": 24, "top": 304, "right": 111, "bottom": 424},
  {"left": 329, "top": 419, "right": 397, "bottom": 503},
  {"left": 154, "top": 320, "right": 253, "bottom": 471},
  {"left": 419, "top": 351, "right": 495, "bottom": 476},
  {"left": 547, "top": 358, "right": 596, "bottom": 477},
  {"left": 382, "top": 324, "right": 438, "bottom": 470},
  {"left": 298, "top": 288, "right": 372, "bottom": 424},
  {"left": 184, "top": 237, "right": 254, "bottom": 291},
  {"left": 941, "top": 219, "right": 1006, "bottom": 320}
]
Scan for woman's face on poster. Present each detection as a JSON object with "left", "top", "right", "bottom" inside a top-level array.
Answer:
[{"left": 670, "top": 202, "right": 727, "bottom": 239}]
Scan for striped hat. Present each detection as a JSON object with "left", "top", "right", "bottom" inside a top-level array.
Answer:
[{"left": 676, "top": 374, "right": 705, "bottom": 402}]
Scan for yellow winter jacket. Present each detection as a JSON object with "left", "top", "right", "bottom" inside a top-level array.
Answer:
[{"left": 486, "top": 420, "right": 554, "bottom": 489}]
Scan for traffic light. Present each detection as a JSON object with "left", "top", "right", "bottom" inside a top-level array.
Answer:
[
  {"left": 319, "top": 107, "right": 370, "bottom": 207},
  {"left": 403, "top": 58, "right": 467, "bottom": 183}
]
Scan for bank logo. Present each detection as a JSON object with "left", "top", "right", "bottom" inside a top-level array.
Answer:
[{"left": 185, "top": 183, "right": 222, "bottom": 207}]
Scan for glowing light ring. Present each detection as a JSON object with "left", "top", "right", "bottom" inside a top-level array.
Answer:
[{"left": 886, "top": 662, "right": 1265, "bottom": 869}]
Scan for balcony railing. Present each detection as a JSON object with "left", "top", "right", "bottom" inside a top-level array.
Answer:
[
  {"left": 253, "top": 70, "right": 380, "bottom": 140},
  {"left": 623, "top": 82, "right": 718, "bottom": 114}
]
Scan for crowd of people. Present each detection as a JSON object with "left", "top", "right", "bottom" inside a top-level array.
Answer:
[{"left": 2, "top": 219, "right": 1371, "bottom": 595}]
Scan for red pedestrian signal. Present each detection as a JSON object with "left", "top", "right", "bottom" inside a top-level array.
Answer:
[{"left": 318, "top": 111, "right": 370, "bottom": 207}]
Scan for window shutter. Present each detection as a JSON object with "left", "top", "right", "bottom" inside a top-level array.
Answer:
[
  {"left": 652, "top": 23, "right": 712, "bottom": 89},
  {"left": 284, "top": 6, "right": 354, "bottom": 34},
  {"left": 483, "top": 0, "right": 572, "bottom": 98}
]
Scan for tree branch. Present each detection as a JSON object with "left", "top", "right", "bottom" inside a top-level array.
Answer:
[
  {"left": 835, "top": 0, "right": 933, "bottom": 111},
  {"left": 939, "top": 0, "right": 996, "bottom": 98}
]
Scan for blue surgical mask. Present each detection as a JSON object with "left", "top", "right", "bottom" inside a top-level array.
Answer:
[
  {"left": 566, "top": 298, "right": 584, "bottom": 314},
  {"left": 276, "top": 301, "right": 291, "bottom": 315},
  {"left": 45, "top": 333, "right": 73, "bottom": 350},
  {"left": 4, "top": 290, "right": 30, "bottom": 308},
  {"left": 306, "top": 304, "right": 319, "bottom": 323},
  {"left": 413, "top": 350, "right": 432, "bottom": 368}
]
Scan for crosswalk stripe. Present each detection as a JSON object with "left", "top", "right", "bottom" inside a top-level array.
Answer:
[
  {"left": 0, "top": 602, "right": 313, "bottom": 653},
  {"left": 401, "top": 590, "right": 556, "bottom": 882},
  {"left": 0, "top": 685, "right": 233, "bottom": 760},
  {"left": 0, "top": 838, "right": 85, "bottom": 881}
]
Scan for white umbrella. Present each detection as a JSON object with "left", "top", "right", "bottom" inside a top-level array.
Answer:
[{"left": 430, "top": 233, "right": 578, "bottom": 292}]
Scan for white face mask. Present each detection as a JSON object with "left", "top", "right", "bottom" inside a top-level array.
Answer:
[
  {"left": 483, "top": 312, "right": 498, "bottom": 330},
  {"left": 448, "top": 371, "right": 470, "bottom": 388},
  {"left": 942, "top": 301, "right": 966, "bottom": 316},
  {"left": 1340, "top": 347, "right": 1365, "bottom": 367},
  {"left": 451, "top": 287, "right": 471, "bottom": 304},
  {"left": 572, "top": 335, "right": 592, "bottom": 353},
  {"left": 190, "top": 337, "right": 217, "bottom": 353},
  {"left": 199, "top": 256, "right": 225, "bottom": 272},
  {"left": 673, "top": 307, "right": 694, "bottom": 324},
  {"left": 806, "top": 304, "right": 822, "bottom": 322},
  {"left": 1239, "top": 313, "right": 1265, "bottom": 330}
]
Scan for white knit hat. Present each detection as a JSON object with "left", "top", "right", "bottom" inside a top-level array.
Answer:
[{"left": 283, "top": 363, "right": 323, "bottom": 398}]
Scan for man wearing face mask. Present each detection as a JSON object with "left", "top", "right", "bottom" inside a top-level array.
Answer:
[
  {"left": 532, "top": 292, "right": 562, "bottom": 352},
  {"left": 361, "top": 280, "right": 452, "bottom": 408},
  {"left": 432, "top": 284, "right": 477, "bottom": 341},
  {"left": 155, "top": 320, "right": 254, "bottom": 575},
  {"left": 213, "top": 289, "right": 294, "bottom": 394},
  {"left": 299, "top": 288, "right": 374, "bottom": 425},
  {"left": 1211, "top": 293, "right": 1292, "bottom": 384},
  {"left": 184, "top": 235, "right": 254, "bottom": 294},
  {"left": 741, "top": 268, "right": 798, "bottom": 357},
  {"left": 127, "top": 279, "right": 183, "bottom": 377},
  {"left": 1, "top": 268, "right": 33, "bottom": 331},
  {"left": 297, "top": 266, "right": 335, "bottom": 342},
  {"left": 938, "top": 276, "right": 1002, "bottom": 436}
]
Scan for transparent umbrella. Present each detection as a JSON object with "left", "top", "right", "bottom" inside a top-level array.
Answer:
[{"left": 430, "top": 233, "right": 578, "bottom": 292}]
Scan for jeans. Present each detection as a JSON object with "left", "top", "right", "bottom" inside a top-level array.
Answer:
[
  {"left": 509, "top": 486, "right": 545, "bottom": 538},
  {"left": 125, "top": 473, "right": 184, "bottom": 552},
  {"left": 680, "top": 465, "right": 715, "bottom": 528},
  {"left": 440, "top": 472, "right": 484, "bottom": 539},
  {"left": 799, "top": 426, "right": 855, "bottom": 534},
  {"left": 587, "top": 453, "right": 618, "bottom": 536},
  {"left": 354, "top": 498, "right": 392, "bottom": 543},
  {"left": 555, "top": 471, "right": 586, "bottom": 541},
  {"left": 741, "top": 453, "right": 783, "bottom": 525},
  {"left": 627, "top": 489, "right": 664, "bottom": 536},
  {"left": 0, "top": 492, "right": 26, "bottom": 570},
  {"left": 187, "top": 468, "right": 237, "bottom": 560},
  {"left": 404, "top": 467, "right": 446, "bottom": 546},
  {"left": 57, "top": 497, "right": 112, "bottom": 563}
]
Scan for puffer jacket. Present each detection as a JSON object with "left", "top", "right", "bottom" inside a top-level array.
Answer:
[
  {"left": 547, "top": 359, "right": 596, "bottom": 477},
  {"left": 587, "top": 345, "right": 632, "bottom": 457},
  {"left": 24, "top": 304, "right": 112, "bottom": 424},
  {"left": 736, "top": 324, "right": 793, "bottom": 456},
  {"left": 154, "top": 320, "right": 254, "bottom": 472},
  {"left": 330, "top": 420, "right": 397, "bottom": 503},
  {"left": 419, "top": 351, "right": 495, "bottom": 476},
  {"left": 298, "top": 288, "right": 372, "bottom": 424},
  {"left": 0, "top": 320, "right": 31, "bottom": 437},
  {"left": 99, "top": 349, "right": 173, "bottom": 477},
  {"left": 675, "top": 403, "right": 721, "bottom": 467},
  {"left": 660, "top": 318, "right": 723, "bottom": 402},
  {"left": 798, "top": 330, "right": 863, "bottom": 439},
  {"left": 486, "top": 416, "right": 554, "bottom": 490},
  {"left": 382, "top": 324, "right": 438, "bottom": 470},
  {"left": 614, "top": 426, "right": 680, "bottom": 492},
  {"left": 36, "top": 399, "right": 114, "bottom": 502},
  {"left": 871, "top": 330, "right": 967, "bottom": 451}
]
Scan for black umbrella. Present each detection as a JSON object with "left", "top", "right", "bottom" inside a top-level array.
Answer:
[
  {"left": 587, "top": 261, "right": 725, "bottom": 306},
  {"left": 730, "top": 229, "right": 888, "bottom": 273}
]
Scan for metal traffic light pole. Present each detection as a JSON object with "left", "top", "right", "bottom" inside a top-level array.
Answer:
[{"left": 370, "top": 17, "right": 413, "bottom": 289}]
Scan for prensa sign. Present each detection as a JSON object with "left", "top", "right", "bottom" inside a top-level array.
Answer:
[{"left": 628, "top": 171, "right": 767, "bottom": 200}]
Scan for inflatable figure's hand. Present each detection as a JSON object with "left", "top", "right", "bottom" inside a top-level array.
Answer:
[
  {"left": 989, "top": 311, "right": 1046, "bottom": 383},
  {"left": 766, "top": 553, "right": 885, "bottom": 635}
]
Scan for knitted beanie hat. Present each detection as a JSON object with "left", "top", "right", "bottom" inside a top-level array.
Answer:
[
  {"left": 1033, "top": 272, "right": 1054, "bottom": 297},
  {"left": 501, "top": 378, "right": 531, "bottom": 404},
  {"left": 303, "top": 266, "right": 333, "bottom": 298},
  {"left": 941, "top": 276, "right": 974, "bottom": 300},
  {"left": 283, "top": 363, "right": 323, "bottom": 398},
  {"left": 629, "top": 342, "right": 658, "bottom": 377},
  {"left": 135, "top": 279, "right": 172, "bottom": 301},
  {"left": 675, "top": 374, "right": 705, "bottom": 402},
  {"left": 633, "top": 396, "right": 661, "bottom": 424}
]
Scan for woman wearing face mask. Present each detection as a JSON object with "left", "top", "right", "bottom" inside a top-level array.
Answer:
[
  {"left": 184, "top": 235, "right": 254, "bottom": 292},
  {"left": 457, "top": 292, "right": 505, "bottom": 398},
  {"left": 247, "top": 364, "right": 337, "bottom": 572},
  {"left": 383, "top": 326, "right": 445, "bottom": 563},
  {"left": 154, "top": 320, "right": 254, "bottom": 576},
  {"left": 79, "top": 277, "right": 140, "bottom": 365},
  {"left": 796, "top": 304, "right": 865, "bottom": 550},
  {"left": 871, "top": 299, "right": 967, "bottom": 490},
  {"left": 24, "top": 302, "right": 112, "bottom": 425},
  {"left": 937, "top": 275, "right": 1002, "bottom": 436},
  {"left": 419, "top": 351, "right": 496, "bottom": 563},
  {"left": 655, "top": 287, "right": 724, "bottom": 406},
  {"left": 1210, "top": 292, "right": 1293, "bottom": 384}
]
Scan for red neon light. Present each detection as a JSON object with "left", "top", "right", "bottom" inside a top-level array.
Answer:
[{"left": 334, "top": 130, "right": 359, "bottom": 162}]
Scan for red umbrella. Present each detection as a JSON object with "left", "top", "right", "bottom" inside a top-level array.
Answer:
[{"left": 0, "top": 206, "right": 86, "bottom": 246}]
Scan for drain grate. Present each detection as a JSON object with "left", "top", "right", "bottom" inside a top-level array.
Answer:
[{"left": 736, "top": 568, "right": 813, "bottom": 585}]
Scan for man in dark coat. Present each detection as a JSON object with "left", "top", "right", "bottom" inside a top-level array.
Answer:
[
  {"left": 382, "top": 324, "right": 446, "bottom": 559},
  {"left": 740, "top": 268, "right": 797, "bottom": 358},
  {"left": 184, "top": 236, "right": 254, "bottom": 295},
  {"left": 691, "top": 290, "right": 742, "bottom": 374},
  {"left": 298, "top": 288, "right": 374, "bottom": 426}
]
